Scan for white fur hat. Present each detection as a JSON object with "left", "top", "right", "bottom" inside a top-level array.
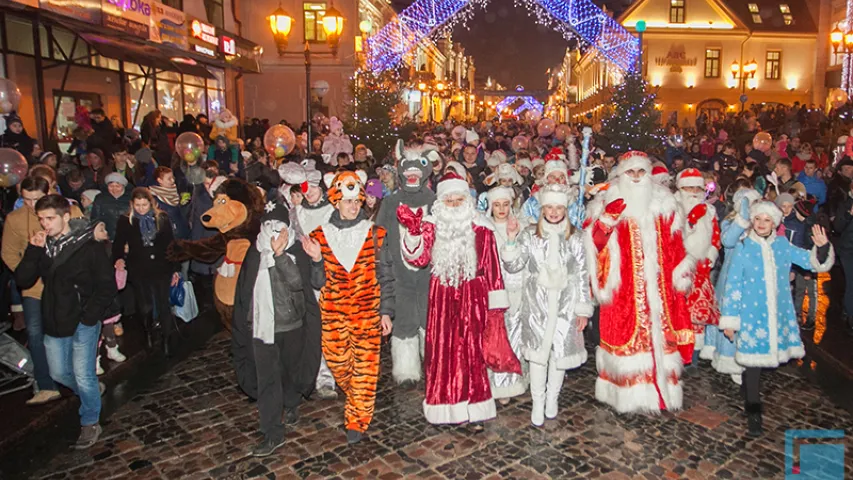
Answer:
[
  {"left": 486, "top": 163, "right": 522, "bottom": 186},
  {"left": 444, "top": 160, "right": 467, "bottom": 179},
  {"left": 532, "top": 158, "right": 545, "bottom": 169},
  {"left": 515, "top": 158, "right": 533, "bottom": 172},
  {"left": 749, "top": 200, "right": 783, "bottom": 226},
  {"left": 613, "top": 151, "right": 652, "bottom": 177},
  {"left": 437, "top": 172, "right": 469, "bottom": 199},
  {"left": 539, "top": 184, "right": 571, "bottom": 207},
  {"left": 543, "top": 160, "right": 568, "bottom": 180},
  {"left": 486, "top": 150, "right": 508, "bottom": 168},
  {"left": 676, "top": 168, "right": 705, "bottom": 189}
]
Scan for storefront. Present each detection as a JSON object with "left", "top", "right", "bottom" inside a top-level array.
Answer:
[{"left": 0, "top": 0, "right": 260, "bottom": 151}]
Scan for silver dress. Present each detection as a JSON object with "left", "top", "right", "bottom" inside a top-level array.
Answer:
[{"left": 501, "top": 227, "right": 592, "bottom": 369}]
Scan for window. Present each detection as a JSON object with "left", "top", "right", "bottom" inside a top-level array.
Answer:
[
  {"left": 751, "top": 14, "right": 762, "bottom": 23},
  {"left": 765, "top": 51, "right": 781, "bottom": 79},
  {"left": 669, "top": 0, "right": 685, "bottom": 24},
  {"left": 304, "top": 3, "right": 328, "bottom": 42},
  {"left": 203, "top": 0, "right": 224, "bottom": 29},
  {"left": 704, "top": 48, "right": 721, "bottom": 78},
  {"left": 161, "top": 0, "right": 182, "bottom": 9},
  {"left": 748, "top": 3, "right": 759, "bottom": 13}
]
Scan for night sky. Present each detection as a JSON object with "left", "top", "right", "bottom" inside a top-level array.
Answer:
[{"left": 390, "top": 0, "right": 632, "bottom": 90}]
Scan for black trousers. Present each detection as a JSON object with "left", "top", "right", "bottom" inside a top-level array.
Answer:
[
  {"left": 743, "top": 367, "right": 762, "bottom": 405},
  {"left": 133, "top": 277, "right": 174, "bottom": 338},
  {"left": 254, "top": 328, "right": 305, "bottom": 442}
]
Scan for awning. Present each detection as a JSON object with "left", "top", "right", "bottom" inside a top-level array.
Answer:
[{"left": 81, "top": 34, "right": 215, "bottom": 79}]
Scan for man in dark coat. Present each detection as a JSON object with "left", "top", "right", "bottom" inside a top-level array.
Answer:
[{"left": 88, "top": 108, "right": 117, "bottom": 158}]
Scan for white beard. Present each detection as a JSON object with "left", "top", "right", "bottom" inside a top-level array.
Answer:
[
  {"left": 674, "top": 190, "right": 704, "bottom": 212},
  {"left": 617, "top": 174, "right": 653, "bottom": 220},
  {"left": 431, "top": 197, "right": 478, "bottom": 288}
]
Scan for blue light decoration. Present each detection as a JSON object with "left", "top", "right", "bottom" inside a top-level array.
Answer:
[
  {"left": 366, "top": 0, "right": 639, "bottom": 73},
  {"left": 512, "top": 97, "right": 543, "bottom": 116}
]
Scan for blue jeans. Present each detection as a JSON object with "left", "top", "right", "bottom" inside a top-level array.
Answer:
[
  {"left": 21, "top": 297, "right": 56, "bottom": 392},
  {"left": 44, "top": 323, "right": 102, "bottom": 426}
]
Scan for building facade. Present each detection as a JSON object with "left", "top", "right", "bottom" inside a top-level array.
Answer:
[
  {"left": 573, "top": 0, "right": 822, "bottom": 125},
  {"left": 0, "top": 0, "right": 259, "bottom": 151}
]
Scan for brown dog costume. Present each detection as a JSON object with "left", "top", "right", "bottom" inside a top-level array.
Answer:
[{"left": 168, "top": 178, "right": 263, "bottom": 331}]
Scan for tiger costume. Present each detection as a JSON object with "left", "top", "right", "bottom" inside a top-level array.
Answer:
[{"left": 310, "top": 170, "right": 395, "bottom": 437}]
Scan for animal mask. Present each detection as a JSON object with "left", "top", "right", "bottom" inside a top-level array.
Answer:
[
  {"left": 394, "top": 139, "right": 436, "bottom": 193},
  {"left": 202, "top": 194, "right": 248, "bottom": 233},
  {"left": 324, "top": 170, "right": 368, "bottom": 206}
]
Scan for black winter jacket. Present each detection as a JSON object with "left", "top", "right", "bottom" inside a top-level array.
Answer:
[
  {"left": 91, "top": 191, "right": 131, "bottom": 241},
  {"left": 112, "top": 213, "right": 178, "bottom": 282}
]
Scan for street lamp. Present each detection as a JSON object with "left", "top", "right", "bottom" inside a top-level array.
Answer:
[
  {"left": 731, "top": 58, "right": 757, "bottom": 111},
  {"left": 269, "top": 3, "right": 345, "bottom": 149}
]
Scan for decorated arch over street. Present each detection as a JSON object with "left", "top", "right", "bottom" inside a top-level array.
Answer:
[{"left": 366, "top": 0, "right": 640, "bottom": 73}]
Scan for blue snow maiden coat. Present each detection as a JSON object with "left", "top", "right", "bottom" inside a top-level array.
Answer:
[{"left": 719, "top": 231, "right": 833, "bottom": 368}]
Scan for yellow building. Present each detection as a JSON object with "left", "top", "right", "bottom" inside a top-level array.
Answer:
[{"left": 574, "top": 0, "right": 822, "bottom": 125}]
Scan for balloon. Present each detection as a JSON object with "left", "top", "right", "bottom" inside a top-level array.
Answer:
[
  {"left": 511, "top": 135, "right": 529, "bottom": 152},
  {"left": 555, "top": 124, "right": 571, "bottom": 142},
  {"left": 830, "top": 88, "right": 849, "bottom": 109},
  {"left": 537, "top": 118, "right": 556, "bottom": 137},
  {"left": 312, "top": 112, "right": 326, "bottom": 124},
  {"left": 264, "top": 125, "right": 296, "bottom": 158},
  {"left": 451, "top": 125, "right": 467, "bottom": 143},
  {"left": 527, "top": 110, "right": 542, "bottom": 123},
  {"left": 0, "top": 79, "right": 21, "bottom": 115},
  {"left": 0, "top": 148, "right": 28, "bottom": 188},
  {"left": 175, "top": 132, "right": 205, "bottom": 166},
  {"left": 753, "top": 132, "right": 772, "bottom": 151}
]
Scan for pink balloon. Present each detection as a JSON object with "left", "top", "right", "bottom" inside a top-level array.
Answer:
[
  {"left": 537, "top": 118, "right": 556, "bottom": 137},
  {"left": 555, "top": 124, "right": 571, "bottom": 142},
  {"left": 511, "top": 135, "right": 529, "bottom": 152},
  {"left": 264, "top": 125, "right": 296, "bottom": 159},
  {"left": 0, "top": 148, "right": 28, "bottom": 187},
  {"left": 175, "top": 132, "right": 205, "bottom": 166}
]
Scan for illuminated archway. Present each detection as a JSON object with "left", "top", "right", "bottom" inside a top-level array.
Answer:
[{"left": 366, "top": 0, "right": 639, "bottom": 73}]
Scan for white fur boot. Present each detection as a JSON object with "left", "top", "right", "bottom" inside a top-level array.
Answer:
[
  {"left": 95, "top": 356, "right": 104, "bottom": 376},
  {"left": 544, "top": 360, "right": 565, "bottom": 419},
  {"left": 392, "top": 335, "right": 422, "bottom": 384},
  {"left": 529, "top": 363, "right": 547, "bottom": 427}
]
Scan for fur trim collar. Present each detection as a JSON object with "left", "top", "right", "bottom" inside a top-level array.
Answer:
[{"left": 215, "top": 117, "right": 238, "bottom": 129}]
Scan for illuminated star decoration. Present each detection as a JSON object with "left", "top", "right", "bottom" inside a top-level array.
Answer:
[{"left": 366, "top": 0, "right": 639, "bottom": 73}]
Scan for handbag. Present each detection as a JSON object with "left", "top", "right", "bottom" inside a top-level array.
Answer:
[
  {"left": 482, "top": 310, "right": 522, "bottom": 375},
  {"left": 169, "top": 276, "right": 186, "bottom": 307},
  {"left": 173, "top": 280, "right": 198, "bottom": 323}
]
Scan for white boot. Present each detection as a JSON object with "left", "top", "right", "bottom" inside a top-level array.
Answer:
[
  {"left": 544, "top": 360, "right": 565, "bottom": 419},
  {"left": 106, "top": 345, "right": 126, "bottom": 363},
  {"left": 529, "top": 363, "right": 547, "bottom": 427},
  {"left": 391, "top": 336, "right": 422, "bottom": 384},
  {"left": 95, "top": 356, "right": 104, "bottom": 376}
]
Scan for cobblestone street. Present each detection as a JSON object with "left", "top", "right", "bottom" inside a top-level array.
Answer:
[{"left": 10, "top": 330, "right": 849, "bottom": 480}]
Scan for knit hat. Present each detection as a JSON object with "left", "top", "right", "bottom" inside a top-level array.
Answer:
[
  {"left": 5, "top": 114, "right": 22, "bottom": 126},
  {"left": 676, "top": 168, "right": 704, "bottom": 189},
  {"left": 262, "top": 200, "right": 290, "bottom": 225},
  {"left": 436, "top": 172, "right": 469, "bottom": 199},
  {"left": 539, "top": 184, "right": 571, "bottom": 207},
  {"left": 795, "top": 197, "right": 817, "bottom": 218},
  {"left": 613, "top": 151, "right": 652, "bottom": 177},
  {"left": 749, "top": 200, "right": 783, "bottom": 226},
  {"left": 543, "top": 160, "right": 568, "bottom": 181},
  {"left": 104, "top": 172, "right": 128, "bottom": 186},
  {"left": 81, "top": 189, "right": 100, "bottom": 203},
  {"left": 775, "top": 192, "right": 795, "bottom": 208},
  {"left": 365, "top": 178, "right": 384, "bottom": 199}
]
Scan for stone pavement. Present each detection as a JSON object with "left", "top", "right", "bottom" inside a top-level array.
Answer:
[{"left": 20, "top": 333, "right": 853, "bottom": 480}]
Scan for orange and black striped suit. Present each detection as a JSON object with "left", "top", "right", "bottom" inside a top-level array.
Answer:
[{"left": 310, "top": 221, "right": 393, "bottom": 433}]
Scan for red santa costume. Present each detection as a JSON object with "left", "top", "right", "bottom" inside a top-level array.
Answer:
[
  {"left": 398, "top": 173, "right": 519, "bottom": 424},
  {"left": 583, "top": 152, "right": 695, "bottom": 414},
  {"left": 674, "top": 169, "right": 721, "bottom": 352}
]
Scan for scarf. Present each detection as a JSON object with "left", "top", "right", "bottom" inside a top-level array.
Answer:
[
  {"left": 252, "top": 220, "right": 295, "bottom": 344},
  {"left": 538, "top": 219, "right": 569, "bottom": 290},
  {"left": 45, "top": 219, "right": 95, "bottom": 259},
  {"left": 135, "top": 211, "right": 157, "bottom": 247},
  {"left": 149, "top": 184, "right": 180, "bottom": 207}
]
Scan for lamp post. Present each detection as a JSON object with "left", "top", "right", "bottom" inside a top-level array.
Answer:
[
  {"left": 269, "top": 3, "right": 344, "bottom": 151},
  {"left": 730, "top": 58, "right": 757, "bottom": 111},
  {"left": 831, "top": 25, "right": 853, "bottom": 96}
]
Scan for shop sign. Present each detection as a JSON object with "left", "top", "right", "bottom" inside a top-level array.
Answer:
[
  {"left": 150, "top": 1, "right": 188, "bottom": 50},
  {"left": 40, "top": 0, "right": 102, "bottom": 24},
  {"left": 101, "top": 0, "right": 151, "bottom": 38},
  {"left": 10, "top": 0, "right": 39, "bottom": 8},
  {"left": 221, "top": 36, "right": 236, "bottom": 56},
  {"left": 654, "top": 44, "right": 697, "bottom": 73},
  {"left": 188, "top": 17, "right": 218, "bottom": 58}
]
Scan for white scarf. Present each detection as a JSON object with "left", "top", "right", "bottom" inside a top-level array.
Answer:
[
  {"left": 538, "top": 219, "right": 569, "bottom": 290},
  {"left": 252, "top": 220, "right": 294, "bottom": 344}
]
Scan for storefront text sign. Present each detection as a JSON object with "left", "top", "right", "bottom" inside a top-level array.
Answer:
[
  {"left": 221, "top": 36, "right": 236, "bottom": 56},
  {"left": 188, "top": 18, "right": 218, "bottom": 58},
  {"left": 10, "top": 0, "right": 39, "bottom": 8},
  {"left": 654, "top": 44, "right": 697, "bottom": 73},
  {"left": 150, "top": 1, "right": 188, "bottom": 50},
  {"left": 40, "top": 0, "right": 102, "bottom": 24},
  {"left": 101, "top": 0, "right": 151, "bottom": 38}
]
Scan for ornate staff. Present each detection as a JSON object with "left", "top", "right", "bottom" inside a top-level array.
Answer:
[{"left": 569, "top": 126, "right": 592, "bottom": 229}]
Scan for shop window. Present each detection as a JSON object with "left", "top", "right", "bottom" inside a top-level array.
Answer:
[
  {"left": 6, "top": 16, "right": 33, "bottom": 55},
  {"left": 92, "top": 56, "right": 120, "bottom": 71},
  {"left": 161, "top": 0, "right": 183, "bottom": 9},
  {"left": 184, "top": 74, "right": 206, "bottom": 87},
  {"left": 204, "top": 0, "right": 224, "bottom": 29},
  {"left": 157, "top": 70, "right": 182, "bottom": 83},
  {"left": 54, "top": 91, "right": 101, "bottom": 143},
  {"left": 669, "top": 0, "right": 685, "bottom": 24},
  {"left": 765, "top": 51, "right": 781, "bottom": 80},
  {"left": 304, "top": 3, "right": 328, "bottom": 43},
  {"left": 704, "top": 48, "right": 720, "bottom": 78},
  {"left": 207, "top": 89, "right": 225, "bottom": 116},
  {"left": 157, "top": 80, "right": 183, "bottom": 124},
  {"left": 129, "top": 75, "right": 156, "bottom": 130},
  {"left": 184, "top": 85, "right": 207, "bottom": 117}
]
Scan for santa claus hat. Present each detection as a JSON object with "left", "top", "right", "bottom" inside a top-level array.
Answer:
[
  {"left": 544, "top": 147, "right": 566, "bottom": 162},
  {"left": 651, "top": 165, "right": 670, "bottom": 186},
  {"left": 486, "top": 150, "right": 508, "bottom": 167},
  {"left": 539, "top": 184, "right": 571, "bottom": 207},
  {"left": 543, "top": 160, "right": 568, "bottom": 180},
  {"left": 613, "top": 151, "right": 652, "bottom": 177},
  {"left": 749, "top": 200, "right": 783, "bottom": 226},
  {"left": 676, "top": 168, "right": 705, "bottom": 189},
  {"left": 515, "top": 158, "right": 533, "bottom": 172},
  {"left": 444, "top": 160, "right": 467, "bottom": 179},
  {"left": 437, "top": 172, "right": 469, "bottom": 199}
]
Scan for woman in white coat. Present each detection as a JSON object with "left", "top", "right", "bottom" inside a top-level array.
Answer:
[{"left": 502, "top": 184, "right": 592, "bottom": 426}]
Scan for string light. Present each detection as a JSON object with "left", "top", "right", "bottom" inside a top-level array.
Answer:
[
  {"left": 844, "top": 0, "right": 853, "bottom": 91},
  {"left": 366, "top": 0, "right": 638, "bottom": 72}
]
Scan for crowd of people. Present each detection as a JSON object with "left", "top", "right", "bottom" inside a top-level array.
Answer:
[{"left": 1, "top": 100, "right": 851, "bottom": 458}]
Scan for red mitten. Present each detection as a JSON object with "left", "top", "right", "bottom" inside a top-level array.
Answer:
[
  {"left": 687, "top": 203, "right": 708, "bottom": 227},
  {"left": 604, "top": 198, "right": 626, "bottom": 220},
  {"left": 396, "top": 204, "right": 424, "bottom": 235},
  {"left": 482, "top": 310, "right": 522, "bottom": 374}
]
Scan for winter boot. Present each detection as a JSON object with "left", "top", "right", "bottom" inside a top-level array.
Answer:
[
  {"left": 95, "top": 356, "right": 104, "bottom": 376},
  {"left": 529, "top": 363, "right": 547, "bottom": 427},
  {"left": 544, "top": 362, "right": 565, "bottom": 420},
  {"left": 106, "top": 345, "right": 126, "bottom": 363},
  {"left": 745, "top": 403, "right": 763, "bottom": 437}
]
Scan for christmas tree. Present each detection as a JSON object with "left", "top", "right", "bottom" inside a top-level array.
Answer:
[
  {"left": 343, "top": 69, "right": 415, "bottom": 163},
  {"left": 600, "top": 71, "right": 664, "bottom": 154}
]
